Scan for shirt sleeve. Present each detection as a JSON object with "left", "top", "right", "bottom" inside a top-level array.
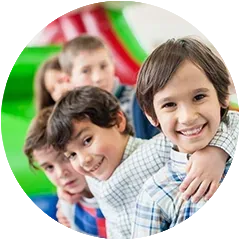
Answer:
[
  {"left": 131, "top": 189, "right": 170, "bottom": 238},
  {"left": 209, "top": 111, "right": 239, "bottom": 159}
]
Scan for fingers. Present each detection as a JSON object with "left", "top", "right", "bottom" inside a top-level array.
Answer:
[
  {"left": 181, "top": 177, "right": 202, "bottom": 201},
  {"left": 191, "top": 180, "right": 210, "bottom": 203},
  {"left": 179, "top": 173, "right": 195, "bottom": 193},
  {"left": 57, "top": 187, "right": 81, "bottom": 204},
  {"left": 204, "top": 182, "right": 219, "bottom": 201}
]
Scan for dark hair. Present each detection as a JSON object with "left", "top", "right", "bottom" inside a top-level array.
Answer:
[
  {"left": 47, "top": 86, "right": 133, "bottom": 151},
  {"left": 34, "top": 55, "right": 61, "bottom": 112},
  {"left": 136, "top": 37, "right": 230, "bottom": 124},
  {"left": 59, "top": 34, "right": 108, "bottom": 75},
  {"left": 23, "top": 106, "right": 53, "bottom": 170}
]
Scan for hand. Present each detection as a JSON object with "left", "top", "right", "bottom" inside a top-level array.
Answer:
[
  {"left": 56, "top": 201, "right": 71, "bottom": 228},
  {"left": 179, "top": 146, "right": 228, "bottom": 203},
  {"left": 57, "top": 187, "right": 81, "bottom": 204}
]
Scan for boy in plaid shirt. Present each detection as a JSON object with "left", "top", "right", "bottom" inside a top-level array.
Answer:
[
  {"left": 131, "top": 37, "right": 238, "bottom": 237},
  {"left": 47, "top": 85, "right": 238, "bottom": 238}
]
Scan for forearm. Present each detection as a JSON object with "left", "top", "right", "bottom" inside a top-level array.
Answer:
[{"left": 209, "top": 111, "right": 239, "bottom": 158}]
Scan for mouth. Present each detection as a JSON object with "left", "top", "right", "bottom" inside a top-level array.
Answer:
[
  {"left": 178, "top": 124, "right": 207, "bottom": 137},
  {"left": 89, "top": 158, "right": 104, "bottom": 173},
  {"left": 64, "top": 179, "right": 77, "bottom": 187}
]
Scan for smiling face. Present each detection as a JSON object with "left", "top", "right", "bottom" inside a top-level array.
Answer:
[
  {"left": 64, "top": 114, "right": 128, "bottom": 181},
  {"left": 70, "top": 48, "right": 115, "bottom": 93},
  {"left": 149, "top": 60, "right": 227, "bottom": 154},
  {"left": 33, "top": 146, "right": 87, "bottom": 194}
]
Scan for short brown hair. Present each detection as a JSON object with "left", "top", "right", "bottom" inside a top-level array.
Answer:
[
  {"left": 59, "top": 34, "right": 107, "bottom": 75},
  {"left": 47, "top": 86, "right": 134, "bottom": 151},
  {"left": 136, "top": 37, "right": 230, "bottom": 124},
  {"left": 34, "top": 55, "right": 61, "bottom": 112},
  {"left": 23, "top": 106, "right": 53, "bottom": 169}
]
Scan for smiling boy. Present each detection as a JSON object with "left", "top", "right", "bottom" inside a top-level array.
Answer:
[{"left": 131, "top": 37, "right": 239, "bottom": 237}]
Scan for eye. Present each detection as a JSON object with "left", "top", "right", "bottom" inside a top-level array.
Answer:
[
  {"left": 82, "top": 68, "right": 90, "bottom": 74},
  {"left": 83, "top": 137, "right": 92, "bottom": 146},
  {"left": 65, "top": 152, "right": 77, "bottom": 161},
  {"left": 100, "top": 63, "right": 107, "bottom": 70},
  {"left": 44, "top": 165, "right": 54, "bottom": 172},
  {"left": 162, "top": 102, "right": 176, "bottom": 109},
  {"left": 194, "top": 94, "right": 206, "bottom": 101}
]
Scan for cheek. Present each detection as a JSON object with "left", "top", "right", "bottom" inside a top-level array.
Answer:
[
  {"left": 71, "top": 161, "right": 81, "bottom": 173},
  {"left": 156, "top": 113, "right": 172, "bottom": 131},
  {"left": 46, "top": 173, "right": 58, "bottom": 186}
]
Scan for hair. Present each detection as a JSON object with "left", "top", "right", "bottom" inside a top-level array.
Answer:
[
  {"left": 136, "top": 37, "right": 230, "bottom": 124},
  {"left": 23, "top": 106, "right": 53, "bottom": 170},
  {"left": 59, "top": 34, "right": 108, "bottom": 75},
  {"left": 34, "top": 55, "right": 61, "bottom": 112},
  {"left": 47, "top": 86, "right": 134, "bottom": 151}
]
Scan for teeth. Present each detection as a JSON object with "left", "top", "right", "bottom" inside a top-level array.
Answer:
[
  {"left": 90, "top": 159, "right": 103, "bottom": 172},
  {"left": 181, "top": 126, "right": 203, "bottom": 136}
]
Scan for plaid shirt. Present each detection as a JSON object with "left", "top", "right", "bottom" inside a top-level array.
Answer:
[
  {"left": 87, "top": 111, "right": 238, "bottom": 239},
  {"left": 131, "top": 111, "right": 239, "bottom": 238}
]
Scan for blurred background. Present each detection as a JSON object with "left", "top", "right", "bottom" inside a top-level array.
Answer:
[{"left": 1, "top": 1, "right": 238, "bottom": 221}]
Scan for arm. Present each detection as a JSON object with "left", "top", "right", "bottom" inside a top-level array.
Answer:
[
  {"left": 56, "top": 201, "right": 71, "bottom": 228},
  {"left": 180, "top": 111, "right": 239, "bottom": 202}
]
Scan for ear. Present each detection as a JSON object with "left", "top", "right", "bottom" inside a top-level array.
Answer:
[
  {"left": 145, "top": 112, "right": 159, "bottom": 127},
  {"left": 221, "top": 95, "right": 230, "bottom": 108},
  {"left": 116, "top": 111, "right": 127, "bottom": 133}
]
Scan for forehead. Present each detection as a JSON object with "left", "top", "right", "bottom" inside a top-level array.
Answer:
[
  {"left": 73, "top": 48, "right": 111, "bottom": 65},
  {"left": 154, "top": 61, "right": 215, "bottom": 100},
  {"left": 33, "top": 146, "right": 61, "bottom": 164}
]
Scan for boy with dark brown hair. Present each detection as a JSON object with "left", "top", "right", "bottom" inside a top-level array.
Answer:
[{"left": 131, "top": 37, "right": 238, "bottom": 237}]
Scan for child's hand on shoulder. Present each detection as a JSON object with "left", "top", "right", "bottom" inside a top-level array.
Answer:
[{"left": 179, "top": 146, "right": 228, "bottom": 203}]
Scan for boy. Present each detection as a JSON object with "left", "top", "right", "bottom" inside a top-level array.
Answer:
[
  {"left": 23, "top": 106, "right": 106, "bottom": 238},
  {"left": 58, "top": 34, "right": 159, "bottom": 139},
  {"left": 47, "top": 86, "right": 237, "bottom": 239},
  {"left": 131, "top": 37, "right": 239, "bottom": 237}
]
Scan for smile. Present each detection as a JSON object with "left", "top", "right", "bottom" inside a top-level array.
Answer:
[
  {"left": 178, "top": 124, "right": 206, "bottom": 136},
  {"left": 89, "top": 158, "right": 104, "bottom": 172}
]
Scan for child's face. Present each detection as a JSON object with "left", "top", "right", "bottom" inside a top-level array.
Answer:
[
  {"left": 33, "top": 146, "right": 87, "bottom": 194},
  {"left": 150, "top": 60, "right": 226, "bottom": 154},
  {"left": 64, "top": 114, "right": 128, "bottom": 181},
  {"left": 44, "top": 69, "right": 72, "bottom": 101},
  {"left": 70, "top": 48, "right": 115, "bottom": 93}
]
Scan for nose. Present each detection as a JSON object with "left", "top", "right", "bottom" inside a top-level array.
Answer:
[
  {"left": 56, "top": 166, "right": 70, "bottom": 179},
  {"left": 80, "top": 155, "right": 94, "bottom": 169},
  {"left": 178, "top": 105, "right": 198, "bottom": 125},
  {"left": 92, "top": 69, "right": 103, "bottom": 84}
]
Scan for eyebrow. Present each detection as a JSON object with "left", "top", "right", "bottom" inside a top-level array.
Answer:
[
  {"left": 39, "top": 162, "right": 48, "bottom": 168},
  {"left": 192, "top": 88, "right": 210, "bottom": 94},
  {"left": 39, "top": 152, "right": 62, "bottom": 167},
  {"left": 71, "top": 127, "right": 90, "bottom": 141}
]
